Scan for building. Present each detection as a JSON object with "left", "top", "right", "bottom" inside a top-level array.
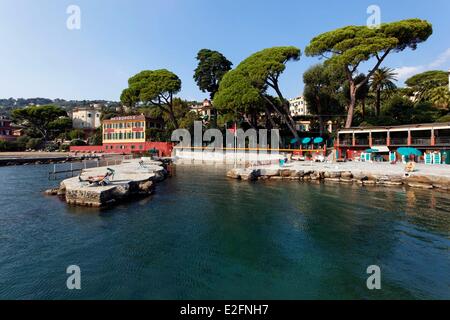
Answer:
[
  {"left": 336, "top": 122, "right": 450, "bottom": 160},
  {"left": 101, "top": 115, "right": 165, "bottom": 153},
  {"left": 0, "top": 116, "right": 17, "bottom": 142},
  {"left": 190, "top": 99, "right": 214, "bottom": 121},
  {"left": 289, "top": 96, "right": 309, "bottom": 117},
  {"left": 70, "top": 105, "right": 102, "bottom": 129}
]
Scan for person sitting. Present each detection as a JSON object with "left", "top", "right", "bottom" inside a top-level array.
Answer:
[{"left": 79, "top": 168, "right": 115, "bottom": 186}]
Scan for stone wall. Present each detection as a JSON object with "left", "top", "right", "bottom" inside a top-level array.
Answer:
[{"left": 226, "top": 167, "right": 450, "bottom": 191}]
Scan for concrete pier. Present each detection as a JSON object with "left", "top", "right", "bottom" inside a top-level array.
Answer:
[
  {"left": 48, "top": 159, "right": 167, "bottom": 207},
  {"left": 227, "top": 161, "right": 450, "bottom": 191}
]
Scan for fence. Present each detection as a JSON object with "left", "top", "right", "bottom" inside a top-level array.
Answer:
[{"left": 48, "top": 155, "right": 132, "bottom": 180}]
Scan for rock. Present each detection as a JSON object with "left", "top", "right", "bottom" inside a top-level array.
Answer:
[
  {"left": 340, "top": 178, "right": 354, "bottom": 184},
  {"left": 341, "top": 171, "right": 353, "bottom": 179},
  {"left": 408, "top": 183, "right": 433, "bottom": 189},
  {"left": 295, "top": 170, "right": 305, "bottom": 177},
  {"left": 406, "top": 175, "right": 433, "bottom": 185},
  {"left": 139, "top": 181, "right": 154, "bottom": 194},
  {"left": 259, "top": 169, "right": 280, "bottom": 177},
  {"left": 433, "top": 184, "right": 449, "bottom": 190},
  {"left": 226, "top": 169, "right": 241, "bottom": 179},
  {"left": 379, "top": 180, "right": 403, "bottom": 186},
  {"left": 324, "top": 178, "right": 341, "bottom": 183},
  {"left": 44, "top": 188, "right": 59, "bottom": 196},
  {"left": 280, "top": 169, "right": 295, "bottom": 177},
  {"left": 269, "top": 176, "right": 283, "bottom": 180},
  {"left": 362, "top": 180, "right": 376, "bottom": 186},
  {"left": 329, "top": 172, "right": 341, "bottom": 178},
  {"left": 310, "top": 172, "right": 321, "bottom": 180}
]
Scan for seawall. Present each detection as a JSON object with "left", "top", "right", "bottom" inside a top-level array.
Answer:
[{"left": 226, "top": 162, "right": 450, "bottom": 191}]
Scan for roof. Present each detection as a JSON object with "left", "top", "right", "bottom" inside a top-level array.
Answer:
[
  {"left": 104, "top": 115, "right": 146, "bottom": 122},
  {"left": 338, "top": 122, "right": 450, "bottom": 133}
]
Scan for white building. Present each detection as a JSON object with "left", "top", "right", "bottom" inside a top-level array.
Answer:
[
  {"left": 190, "top": 99, "right": 213, "bottom": 120},
  {"left": 288, "top": 96, "right": 309, "bottom": 117},
  {"left": 70, "top": 105, "right": 102, "bottom": 129}
]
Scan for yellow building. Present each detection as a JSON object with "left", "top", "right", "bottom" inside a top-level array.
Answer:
[{"left": 103, "top": 115, "right": 147, "bottom": 144}]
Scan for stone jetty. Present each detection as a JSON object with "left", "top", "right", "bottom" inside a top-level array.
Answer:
[
  {"left": 226, "top": 162, "right": 450, "bottom": 191},
  {"left": 46, "top": 158, "right": 167, "bottom": 207}
]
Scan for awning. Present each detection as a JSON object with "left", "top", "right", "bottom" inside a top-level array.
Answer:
[{"left": 372, "top": 146, "right": 390, "bottom": 153}]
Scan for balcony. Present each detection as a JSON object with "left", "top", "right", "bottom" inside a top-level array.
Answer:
[
  {"left": 390, "top": 138, "right": 408, "bottom": 146},
  {"left": 435, "top": 137, "right": 450, "bottom": 145},
  {"left": 355, "top": 139, "right": 369, "bottom": 146},
  {"left": 339, "top": 139, "right": 353, "bottom": 146},
  {"left": 411, "top": 137, "right": 431, "bottom": 146},
  {"left": 372, "top": 138, "right": 387, "bottom": 145}
]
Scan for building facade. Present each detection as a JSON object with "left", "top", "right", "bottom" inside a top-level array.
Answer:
[
  {"left": 0, "top": 116, "right": 17, "bottom": 142},
  {"left": 70, "top": 105, "right": 102, "bottom": 129},
  {"left": 288, "top": 96, "right": 309, "bottom": 117},
  {"left": 190, "top": 99, "right": 214, "bottom": 121},
  {"left": 101, "top": 115, "right": 164, "bottom": 153},
  {"left": 336, "top": 122, "right": 450, "bottom": 160}
]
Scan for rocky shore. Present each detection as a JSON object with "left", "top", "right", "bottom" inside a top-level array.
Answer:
[
  {"left": 226, "top": 162, "right": 450, "bottom": 191},
  {"left": 45, "top": 159, "right": 168, "bottom": 207}
]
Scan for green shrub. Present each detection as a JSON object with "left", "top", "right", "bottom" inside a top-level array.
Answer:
[
  {"left": 70, "top": 139, "right": 87, "bottom": 146},
  {"left": 26, "top": 138, "right": 44, "bottom": 150}
]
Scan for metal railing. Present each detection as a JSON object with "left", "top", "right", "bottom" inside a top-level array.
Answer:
[
  {"left": 355, "top": 139, "right": 369, "bottom": 146},
  {"left": 339, "top": 139, "right": 353, "bottom": 146},
  {"left": 390, "top": 138, "right": 408, "bottom": 146},
  {"left": 48, "top": 156, "right": 132, "bottom": 180},
  {"left": 435, "top": 137, "right": 450, "bottom": 145},
  {"left": 411, "top": 138, "right": 431, "bottom": 146},
  {"left": 372, "top": 138, "right": 387, "bottom": 145}
]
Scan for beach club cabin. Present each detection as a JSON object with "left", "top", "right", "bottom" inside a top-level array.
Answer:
[{"left": 335, "top": 122, "right": 450, "bottom": 163}]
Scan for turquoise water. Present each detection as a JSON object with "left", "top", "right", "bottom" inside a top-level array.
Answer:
[{"left": 0, "top": 163, "right": 448, "bottom": 299}]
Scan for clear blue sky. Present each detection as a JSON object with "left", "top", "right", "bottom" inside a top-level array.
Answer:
[{"left": 0, "top": 0, "right": 449, "bottom": 101}]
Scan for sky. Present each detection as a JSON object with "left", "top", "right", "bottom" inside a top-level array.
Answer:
[{"left": 0, "top": 0, "right": 449, "bottom": 102}]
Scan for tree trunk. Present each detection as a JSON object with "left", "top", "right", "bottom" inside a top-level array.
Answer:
[
  {"left": 316, "top": 95, "right": 324, "bottom": 136},
  {"left": 269, "top": 82, "right": 300, "bottom": 141},
  {"left": 168, "top": 108, "right": 179, "bottom": 129},
  {"left": 262, "top": 95, "right": 299, "bottom": 141},
  {"left": 265, "top": 108, "right": 275, "bottom": 130},
  {"left": 361, "top": 98, "right": 366, "bottom": 121},
  {"left": 376, "top": 89, "right": 381, "bottom": 117},
  {"left": 345, "top": 82, "right": 357, "bottom": 128}
]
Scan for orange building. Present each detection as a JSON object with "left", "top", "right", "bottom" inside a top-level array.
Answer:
[
  {"left": 70, "top": 114, "right": 173, "bottom": 156},
  {"left": 101, "top": 115, "right": 167, "bottom": 154}
]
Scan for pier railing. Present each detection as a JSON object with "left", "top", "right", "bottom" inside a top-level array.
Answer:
[{"left": 48, "top": 155, "right": 132, "bottom": 180}]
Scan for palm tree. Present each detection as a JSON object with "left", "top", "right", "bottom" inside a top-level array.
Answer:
[{"left": 370, "top": 67, "right": 398, "bottom": 117}]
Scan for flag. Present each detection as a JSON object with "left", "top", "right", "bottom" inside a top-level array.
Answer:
[{"left": 228, "top": 122, "right": 237, "bottom": 135}]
